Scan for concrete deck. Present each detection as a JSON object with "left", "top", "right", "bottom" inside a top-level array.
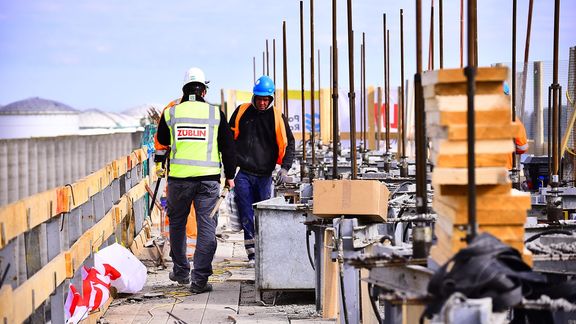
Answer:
[{"left": 100, "top": 231, "right": 334, "bottom": 324}]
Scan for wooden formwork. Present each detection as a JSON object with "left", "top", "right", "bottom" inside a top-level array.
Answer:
[{"left": 0, "top": 147, "right": 157, "bottom": 323}]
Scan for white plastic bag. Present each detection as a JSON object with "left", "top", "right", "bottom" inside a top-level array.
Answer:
[
  {"left": 225, "top": 188, "right": 242, "bottom": 232},
  {"left": 94, "top": 243, "right": 147, "bottom": 293}
]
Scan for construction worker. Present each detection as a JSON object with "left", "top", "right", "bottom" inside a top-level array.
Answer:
[
  {"left": 504, "top": 82, "right": 529, "bottom": 170},
  {"left": 155, "top": 67, "right": 236, "bottom": 294},
  {"left": 229, "top": 75, "right": 295, "bottom": 264}
]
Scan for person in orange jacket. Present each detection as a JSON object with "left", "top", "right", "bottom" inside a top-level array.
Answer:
[{"left": 504, "top": 82, "right": 529, "bottom": 170}]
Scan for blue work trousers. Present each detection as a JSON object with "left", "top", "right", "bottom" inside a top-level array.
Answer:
[
  {"left": 234, "top": 170, "right": 272, "bottom": 260},
  {"left": 166, "top": 178, "right": 219, "bottom": 285}
]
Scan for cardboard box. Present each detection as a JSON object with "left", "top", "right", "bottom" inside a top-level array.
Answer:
[{"left": 312, "top": 180, "right": 389, "bottom": 221}]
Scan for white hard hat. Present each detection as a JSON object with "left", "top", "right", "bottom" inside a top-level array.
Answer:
[{"left": 183, "top": 67, "right": 209, "bottom": 87}]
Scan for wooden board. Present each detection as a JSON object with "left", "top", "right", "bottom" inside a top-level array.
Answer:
[
  {"left": 435, "top": 221, "right": 525, "bottom": 244},
  {"left": 425, "top": 94, "right": 510, "bottom": 112},
  {"left": 431, "top": 167, "right": 510, "bottom": 185},
  {"left": 433, "top": 183, "right": 512, "bottom": 196},
  {"left": 424, "top": 81, "right": 504, "bottom": 98},
  {"left": 431, "top": 152, "right": 510, "bottom": 168},
  {"left": 430, "top": 138, "right": 513, "bottom": 155},
  {"left": 422, "top": 67, "right": 508, "bottom": 86},
  {"left": 322, "top": 228, "right": 339, "bottom": 320},
  {"left": 12, "top": 253, "right": 68, "bottom": 323},
  {"left": 434, "top": 189, "right": 531, "bottom": 214},
  {"left": 427, "top": 109, "right": 512, "bottom": 127},
  {"left": 427, "top": 123, "right": 519, "bottom": 141},
  {"left": 432, "top": 199, "right": 527, "bottom": 226}
]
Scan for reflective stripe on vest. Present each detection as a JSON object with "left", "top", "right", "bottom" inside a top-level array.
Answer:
[
  {"left": 165, "top": 101, "right": 221, "bottom": 178},
  {"left": 232, "top": 103, "right": 288, "bottom": 165}
]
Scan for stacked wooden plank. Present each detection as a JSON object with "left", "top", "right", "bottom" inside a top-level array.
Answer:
[{"left": 423, "top": 67, "right": 532, "bottom": 266}]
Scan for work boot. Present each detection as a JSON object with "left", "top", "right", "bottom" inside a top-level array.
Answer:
[
  {"left": 190, "top": 281, "right": 213, "bottom": 294},
  {"left": 169, "top": 271, "right": 190, "bottom": 285}
]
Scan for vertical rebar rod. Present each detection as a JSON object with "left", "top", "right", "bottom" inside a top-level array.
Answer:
[
  {"left": 283, "top": 22, "right": 289, "bottom": 118},
  {"left": 360, "top": 42, "right": 364, "bottom": 149},
  {"left": 386, "top": 29, "right": 391, "bottom": 152},
  {"left": 262, "top": 51, "right": 265, "bottom": 75},
  {"left": 300, "top": 0, "right": 307, "bottom": 180},
  {"left": 311, "top": 0, "right": 316, "bottom": 166},
  {"left": 383, "top": 13, "right": 387, "bottom": 152},
  {"left": 318, "top": 48, "right": 322, "bottom": 144},
  {"left": 439, "top": 0, "right": 444, "bottom": 68},
  {"left": 460, "top": 0, "right": 464, "bottom": 68},
  {"left": 400, "top": 8, "right": 406, "bottom": 158},
  {"left": 332, "top": 0, "right": 340, "bottom": 179},
  {"left": 347, "top": 0, "right": 357, "bottom": 179},
  {"left": 551, "top": 0, "right": 561, "bottom": 179},
  {"left": 273, "top": 39, "right": 277, "bottom": 96},
  {"left": 428, "top": 0, "right": 435, "bottom": 70},
  {"left": 266, "top": 39, "right": 270, "bottom": 76},
  {"left": 465, "top": 0, "right": 478, "bottom": 243},
  {"left": 512, "top": 0, "right": 518, "bottom": 178},
  {"left": 415, "top": 0, "right": 427, "bottom": 214},
  {"left": 362, "top": 33, "right": 367, "bottom": 147},
  {"left": 377, "top": 86, "right": 382, "bottom": 151},
  {"left": 520, "top": 0, "right": 534, "bottom": 119}
]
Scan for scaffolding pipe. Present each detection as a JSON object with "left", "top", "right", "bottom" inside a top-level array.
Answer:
[
  {"left": 300, "top": 0, "right": 307, "bottom": 180},
  {"left": 332, "top": 0, "right": 340, "bottom": 179},
  {"left": 310, "top": 0, "right": 316, "bottom": 166}
]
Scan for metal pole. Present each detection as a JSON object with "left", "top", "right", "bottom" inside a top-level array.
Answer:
[
  {"left": 311, "top": 0, "right": 316, "bottom": 167},
  {"left": 300, "top": 0, "right": 307, "bottom": 180},
  {"left": 332, "top": 0, "right": 340, "bottom": 180},
  {"left": 428, "top": 0, "right": 435, "bottom": 70},
  {"left": 460, "top": 0, "right": 464, "bottom": 68},
  {"left": 415, "top": 0, "right": 427, "bottom": 214},
  {"left": 347, "top": 0, "right": 357, "bottom": 179},
  {"left": 400, "top": 8, "right": 407, "bottom": 174},
  {"left": 283, "top": 22, "right": 289, "bottom": 119},
  {"left": 386, "top": 29, "right": 391, "bottom": 153},
  {"left": 262, "top": 51, "right": 265, "bottom": 75},
  {"left": 465, "top": 0, "right": 478, "bottom": 243},
  {"left": 266, "top": 39, "right": 270, "bottom": 76},
  {"left": 520, "top": 0, "right": 534, "bottom": 120},
  {"left": 552, "top": 0, "right": 561, "bottom": 179},
  {"left": 439, "top": 0, "right": 444, "bottom": 68},
  {"left": 383, "top": 13, "right": 387, "bottom": 153},
  {"left": 273, "top": 38, "right": 277, "bottom": 100},
  {"left": 511, "top": 0, "right": 520, "bottom": 189},
  {"left": 318, "top": 48, "right": 322, "bottom": 145},
  {"left": 362, "top": 33, "right": 367, "bottom": 148}
]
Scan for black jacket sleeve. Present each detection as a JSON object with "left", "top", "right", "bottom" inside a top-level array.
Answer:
[
  {"left": 156, "top": 112, "right": 171, "bottom": 146},
  {"left": 218, "top": 110, "right": 237, "bottom": 179},
  {"left": 281, "top": 114, "right": 295, "bottom": 171}
]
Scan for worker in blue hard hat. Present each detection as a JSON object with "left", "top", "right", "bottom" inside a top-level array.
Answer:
[
  {"left": 504, "top": 81, "right": 529, "bottom": 170},
  {"left": 229, "top": 75, "right": 295, "bottom": 265}
]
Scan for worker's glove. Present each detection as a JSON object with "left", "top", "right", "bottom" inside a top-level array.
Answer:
[
  {"left": 275, "top": 168, "right": 289, "bottom": 185},
  {"left": 155, "top": 162, "right": 166, "bottom": 178}
]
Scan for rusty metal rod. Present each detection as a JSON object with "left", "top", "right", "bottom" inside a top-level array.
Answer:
[
  {"left": 318, "top": 48, "right": 321, "bottom": 144},
  {"left": 460, "top": 0, "right": 464, "bottom": 68},
  {"left": 273, "top": 39, "right": 277, "bottom": 97},
  {"left": 439, "top": 0, "right": 444, "bottom": 68},
  {"left": 465, "top": 0, "right": 478, "bottom": 243},
  {"left": 283, "top": 22, "right": 289, "bottom": 118},
  {"left": 382, "top": 13, "right": 387, "bottom": 152},
  {"left": 347, "top": 0, "right": 357, "bottom": 179},
  {"left": 300, "top": 0, "right": 307, "bottom": 180},
  {"left": 362, "top": 32, "right": 367, "bottom": 147},
  {"left": 266, "top": 39, "right": 270, "bottom": 76},
  {"left": 332, "top": 0, "right": 340, "bottom": 179},
  {"left": 551, "top": 0, "right": 561, "bottom": 180},
  {"left": 386, "top": 29, "right": 391, "bottom": 152},
  {"left": 415, "top": 0, "right": 427, "bottom": 214},
  {"left": 400, "top": 8, "right": 406, "bottom": 159},
  {"left": 311, "top": 0, "right": 316, "bottom": 166},
  {"left": 512, "top": 0, "right": 519, "bottom": 181},
  {"left": 520, "top": 0, "right": 534, "bottom": 119},
  {"left": 428, "top": 0, "right": 435, "bottom": 70}
]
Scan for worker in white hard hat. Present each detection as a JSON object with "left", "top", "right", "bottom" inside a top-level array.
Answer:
[{"left": 154, "top": 67, "right": 236, "bottom": 294}]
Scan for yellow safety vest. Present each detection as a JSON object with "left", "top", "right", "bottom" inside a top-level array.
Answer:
[{"left": 164, "top": 101, "right": 221, "bottom": 178}]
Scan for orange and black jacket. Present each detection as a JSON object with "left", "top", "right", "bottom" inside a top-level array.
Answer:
[{"left": 229, "top": 104, "right": 295, "bottom": 177}]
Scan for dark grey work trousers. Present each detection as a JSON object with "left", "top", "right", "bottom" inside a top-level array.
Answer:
[{"left": 166, "top": 178, "right": 220, "bottom": 285}]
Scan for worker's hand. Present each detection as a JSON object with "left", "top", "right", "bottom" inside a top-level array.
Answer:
[
  {"left": 275, "top": 168, "right": 290, "bottom": 185},
  {"left": 155, "top": 162, "right": 166, "bottom": 178},
  {"left": 226, "top": 179, "right": 235, "bottom": 189}
]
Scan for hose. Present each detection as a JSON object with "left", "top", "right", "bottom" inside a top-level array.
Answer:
[
  {"left": 367, "top": 283, "right": 383, "bottom": 323},
  {"left": 306, "top": 227, "right": 316, "bottom": 271},
  {"left": 524, "top": 229, "right": 573, "bottom": 244}
]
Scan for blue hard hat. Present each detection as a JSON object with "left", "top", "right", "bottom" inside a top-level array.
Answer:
[
  {"left": 503, "top": 82, "right": 510, "bottom": 96},
  {"left": 253, "top": 76, "right": 275, "bottom": 97}
]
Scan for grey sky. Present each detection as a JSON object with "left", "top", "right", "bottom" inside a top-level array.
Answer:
[{"left": 0, "top": 0, "right": 574, "bottom": 112}]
